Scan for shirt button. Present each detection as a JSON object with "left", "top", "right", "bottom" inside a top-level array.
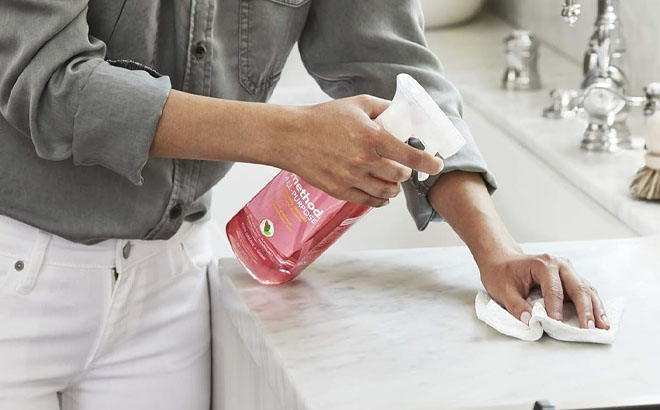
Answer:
[
  {"left": 170, "top": 203, "right": 183, "bottom": 220},
  {"left": 122, "top": 242, "right": 132, "bottom": 259},
  {"left": 14, "top": 260, "right": 24, "bottom": 271},
  {"left": 193, "top": 42, "right": 207, "bottom": 59}
]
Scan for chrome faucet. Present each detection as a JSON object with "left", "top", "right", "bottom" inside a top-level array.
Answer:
[
  {"left": 580, "top": 0, "right": 626, "bottom": 85},
  {"left": 502, "top": 30, "right": 541, "bottom": 91},
  {"left": 547, "top": 0, "right": 642, "bottom": 152}
]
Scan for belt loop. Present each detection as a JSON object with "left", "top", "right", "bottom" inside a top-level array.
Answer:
[{"left": 16, "top": 231, "right": 52, "bottom": 295}]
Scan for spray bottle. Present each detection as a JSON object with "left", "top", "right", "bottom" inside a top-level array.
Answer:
[{"left": 226, "top": 74, "right": 466, "bottom": 284}]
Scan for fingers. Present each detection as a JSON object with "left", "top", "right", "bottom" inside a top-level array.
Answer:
[
  {"left": 356, "top": 94, "right": 391, "bottom": 119},
  {"left": 591, "top": 291, "right": 610, "bottom": 330},
  {"left": 374, "top": 128, "right": 444, "bottom": 176},
  {"left": 559, "top": 259, "right": 606, "bottom": 329},
  {"left": 501, "top": 291, "right": 534, "bottom": 325},
  {"left": 371, "top": 158, "right": 413, "bottom": 183},
  {"left": 342, "top": 187, "right": 390, "bottom": 208},
  {"left": 355, "top": 176, "right": 401, "bottom": 201},
  {"left": 530, "top": 254, "right": 564, "bottom": 321}
]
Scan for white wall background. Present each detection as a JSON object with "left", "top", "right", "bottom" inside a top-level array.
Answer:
[{"left": 488, "top": 0, "right": 660, "bottom": 94}]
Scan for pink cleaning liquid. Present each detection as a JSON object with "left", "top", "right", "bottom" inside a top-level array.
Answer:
[{"left": 226, "top": 171, "right": 370, "bottom": 285}]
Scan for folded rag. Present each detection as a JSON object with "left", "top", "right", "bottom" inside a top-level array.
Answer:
[{"left": 475, "top": 289, "right": 625, "bottom": 344}]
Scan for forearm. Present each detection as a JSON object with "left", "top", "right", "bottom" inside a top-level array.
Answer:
[
  {"left": 150, "top": 90, "right": 299, "bottom": 166},
  {"left": 427, "top": 171, "right": 521, "bottom": 268},
  {"left": 150, "top": 90, "right": 441, "bottom": 207}
]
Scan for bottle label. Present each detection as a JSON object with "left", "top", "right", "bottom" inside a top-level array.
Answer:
[{"left": 246, "top": 171, "right": 346, "bottom": 258}]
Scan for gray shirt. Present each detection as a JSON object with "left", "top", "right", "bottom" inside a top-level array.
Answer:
[{"left": 0, "top": 0, "right": 495, "bottom": 244}]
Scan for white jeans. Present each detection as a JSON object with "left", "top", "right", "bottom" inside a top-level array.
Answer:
[{"left": 0, "top": 215, "right": 220, "bottom": 410}]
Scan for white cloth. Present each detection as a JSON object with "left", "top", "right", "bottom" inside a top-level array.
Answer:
[
  {"left": 0, "top": 215, "right": 221, "bottom": 410},
  {"left": 475, "top": 290, "right": 625, "bottom": 344}
]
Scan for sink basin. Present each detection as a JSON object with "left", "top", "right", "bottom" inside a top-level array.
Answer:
[{"left": 419, "top": 0, "right": 485, "bottom": 28}]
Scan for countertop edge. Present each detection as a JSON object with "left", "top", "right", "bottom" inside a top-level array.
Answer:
[{"left": 216, "top": 259, "right": 312, "bottom": 410}]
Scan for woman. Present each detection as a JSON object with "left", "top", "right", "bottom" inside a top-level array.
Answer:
[{"left": 0, "top": 0, "right": 609, "bottom": 409}]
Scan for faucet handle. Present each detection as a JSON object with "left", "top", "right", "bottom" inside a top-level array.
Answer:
[
  {"left": 561, "top": 0, "right": 582, "bottom": 26},
  {"left": 614, "top": 83, "right": 660, "bottom": 115},
  {"left": 543, "top": 89, "right": 581, "bottom": 119}
]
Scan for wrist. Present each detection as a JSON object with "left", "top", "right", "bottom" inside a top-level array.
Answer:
[
  {"left": 471, "top": 240, "right": 523, "bottom": 272},
  {"left": 255, "top": 104, "right": 309, "bottom": 170}
]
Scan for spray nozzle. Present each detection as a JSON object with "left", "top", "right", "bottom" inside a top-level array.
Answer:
[{"left": 377, "top": 73, "right": 466, "bottom": 181}]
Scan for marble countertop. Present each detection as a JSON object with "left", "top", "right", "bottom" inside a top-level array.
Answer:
[
  {"left": 424, "top": 14, "right": 660, "bottom": 236},
  {"left": 215, "top": 235, "right": 660, "bottom": 410},
  {"left": 212, "top": 13, "right": 660, "bottom": 410}
]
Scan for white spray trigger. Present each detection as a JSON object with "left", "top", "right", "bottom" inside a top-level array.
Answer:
[{"left": 377, "top": 73, "right": 466, "bottom": 182}]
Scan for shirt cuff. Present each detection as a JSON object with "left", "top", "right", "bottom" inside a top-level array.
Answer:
[
  {"left": 402, "top": 115, "right": 497, "bottom": 231},
  {"left": 72, "top": 61, "right": 172, "bottom": 185}
]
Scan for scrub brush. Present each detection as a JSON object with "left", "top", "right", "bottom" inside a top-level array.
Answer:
[{"left": 630, "top": 111, "right": 660, "bottom": 200}]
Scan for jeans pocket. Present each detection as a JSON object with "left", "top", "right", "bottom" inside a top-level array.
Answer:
[
  {"left": 175, "top": 224, "right": 216, "bottom": 278},
  {"left": 179, "top": 241, "right": 207, "bottom": 275},
  {"left": 239, "top": 0, "right": 311, "bottom": 96}
]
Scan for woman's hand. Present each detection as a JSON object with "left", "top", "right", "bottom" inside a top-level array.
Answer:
[
  {"left": 427, "top": 171, "right": 609, "bottom": 330},
  {"left": 478, "top": 251, "right": 610, "bottom": 329},
  {"left": 273, "top": 95, "right": 444, "bottom": 208}
]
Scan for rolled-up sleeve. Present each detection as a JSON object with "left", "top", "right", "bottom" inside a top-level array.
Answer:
[
  {"left": 0, "top": 0, "right": 171, "bottom": 185},
  {"left": 298, "top": 0, "right": 496, "bottom": 230}
]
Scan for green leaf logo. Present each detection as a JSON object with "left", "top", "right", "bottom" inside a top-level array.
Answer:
[{"left": 260, "top": 219, "right": 274, "bottom": 237}]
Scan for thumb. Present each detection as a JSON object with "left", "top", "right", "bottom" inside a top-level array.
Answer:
[{"left": 501, "top": 291, "right": 534, "bottom": 325}]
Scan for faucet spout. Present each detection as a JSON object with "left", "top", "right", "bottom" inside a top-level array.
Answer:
[{"left": 582, "top": 0, "right": 625, "bottom": 90}]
